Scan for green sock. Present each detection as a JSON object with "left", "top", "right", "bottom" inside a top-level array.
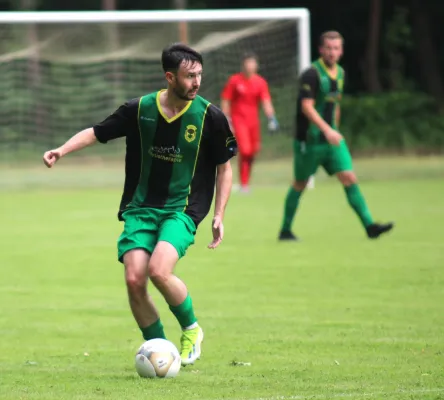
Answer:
[
  {"left": 281, "top": 187, "right": 302, "bottom": 231},
  {"left": 140, "top": 319, "right": 166, "bottom": 341},
  {"left": 169, "top": 294, "right": 197, "bottom": 329},
  {"left": 344, "top": 184, "right": 374, "bottom": 228}
]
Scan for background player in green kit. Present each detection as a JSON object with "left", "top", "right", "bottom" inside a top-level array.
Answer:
[
  {"left": 279, "top": 31, "right": 393, "bottom": 241},
  {"left": 43, "top": 43, "right": 237, "bottom": 366}
]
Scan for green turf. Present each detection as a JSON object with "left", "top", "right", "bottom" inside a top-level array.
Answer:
[{"left": 1, "top": 157, "right": 444, "bottom": 400}]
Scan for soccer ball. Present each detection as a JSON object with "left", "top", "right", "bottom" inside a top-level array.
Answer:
[{"left": 135, "top": 338, "right": 181, "bottom": 378}]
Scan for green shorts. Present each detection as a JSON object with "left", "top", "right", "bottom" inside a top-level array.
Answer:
[
  {"left": 117, "top": 208, "right": 196, "bottom": 263},
  {"left": 293, "top": 139, "right": 353, "bottom": 181}
]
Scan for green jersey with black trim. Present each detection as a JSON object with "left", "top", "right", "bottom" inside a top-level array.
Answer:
[
  {"left": 93, "top": 90, "right": 237, "bottom": 226},
  {"left": 295, "top": 58, "right": 345, "bottom": 142}
]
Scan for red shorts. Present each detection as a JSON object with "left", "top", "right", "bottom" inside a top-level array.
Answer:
[{"left": 232, "top": 116, "right": 260, "bottom": 157}]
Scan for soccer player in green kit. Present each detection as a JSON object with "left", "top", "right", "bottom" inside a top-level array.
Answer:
[
  {"left": 43, "top": 43, "right": 237, "bottom": 366},
  {"left": 279, "top": 31, "right": 393, "bottom": 241}
]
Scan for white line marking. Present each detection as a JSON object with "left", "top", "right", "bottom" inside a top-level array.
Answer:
[{"left": 220, "top": 388, "right": 444, "bottom": 400}]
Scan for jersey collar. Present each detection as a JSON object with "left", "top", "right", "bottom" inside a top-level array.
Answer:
[
  {"left": 318, "top": 58, "right": 338, "bottom": 80},
  {"left": 156, "top": 89, "right": 192, "bottom": 124}
]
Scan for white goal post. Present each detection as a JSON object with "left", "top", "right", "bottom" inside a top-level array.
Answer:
[
  {"left": 0, "top": 8, "right": 314, "bottom": 187},
  {"left": 0, "top": 9, "right": 311, "bottom": 72}
]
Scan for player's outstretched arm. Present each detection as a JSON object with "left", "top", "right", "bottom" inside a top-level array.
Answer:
[
  {"left": 208, "top": 161, "right": 232, "bottom": 249},
  {"left": 43, "top": 127, "right": 97, "bottom": 168}
]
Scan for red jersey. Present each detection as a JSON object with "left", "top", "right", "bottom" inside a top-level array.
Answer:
[{"left": 221, "top": 73, "right": 271, "bottom": 120}]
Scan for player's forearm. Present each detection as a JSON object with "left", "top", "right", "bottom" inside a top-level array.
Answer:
[
  {"left": 335, "top": 106, "right": 341, "bottom": 127},
  {"left": 262, "top": 99, "right": 275, "bottom": 118},
  {"left": 220, "top": 99, "right": 231, "bottom": 118},
  {"left": 58, "top": 128, "right": 97, "bottom": 157},
  {"left": 214, "top": 161, "right": 232, "bottom": 219},
  {"left": 302, "top": 104, "right": 332, "bottom": 134}
]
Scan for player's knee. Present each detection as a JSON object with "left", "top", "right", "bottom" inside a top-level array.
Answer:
[
  {"left": 125, "top": 268, "right": 146, "bottom": 294},
  {"left": 147, "top": 262, "right": 170, "bottom": 286},
  {"left": 338, "top": 171, "right": 357, "bottom": 186},
  {"left": 240, "top": 150, "right": 253, "bottom": 159},
  {"left": 293, "top": 180, "right": 308, "bottom": 191},
  {"left": 123, "top": 249, "right": 150, "bottom": 293}
]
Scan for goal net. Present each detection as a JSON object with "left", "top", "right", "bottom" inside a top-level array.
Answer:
[{"left": 0, "top": 9, "right": 310, "bottom": 163}]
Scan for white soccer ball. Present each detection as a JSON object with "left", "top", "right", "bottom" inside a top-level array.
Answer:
[{"left": 135, "top": 338, "right": 181, "bottom": 378}]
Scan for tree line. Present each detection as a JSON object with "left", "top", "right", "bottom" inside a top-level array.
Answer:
[{"left": 3, "top": 0, "right": 443, "bottom": 99}]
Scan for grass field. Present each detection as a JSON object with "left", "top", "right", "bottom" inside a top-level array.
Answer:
[{"left": 1, "top": 157, "right": 444, "bottom": 400}]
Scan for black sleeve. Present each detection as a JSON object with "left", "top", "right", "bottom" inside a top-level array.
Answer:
[
  {"left": 206, "top": 104, "right": 237, "bottom": 165},
  {"left": 299, "top": 67, "right": 319, "bottom": 99},
  {"left": 93, "top": 98, "right": 140, "bottom": 144}
]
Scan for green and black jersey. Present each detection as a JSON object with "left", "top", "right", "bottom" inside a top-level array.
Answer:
[
  {"left": 93, "top": 90, "right": 237, "bottom": 227},
  {"left": 295, "top": 58, "right": 344, "bottom": 142}
]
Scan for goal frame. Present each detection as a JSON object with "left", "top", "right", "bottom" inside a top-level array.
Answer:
[
  {"left": 0, "top": 8, "right": 311, "bottom": 73},
  {"left": 0, "top": 8, "right": 315, "bottom": 187}
]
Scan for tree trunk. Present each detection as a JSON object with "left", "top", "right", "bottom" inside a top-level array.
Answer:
[
  {"left": 173, "top": 0, "right": 189, "bottom": 44},
  {"left": 410, "top": 0, "right": 444, "bottom": 102},
  {"left": 20, "top": 0, "right": 46, "bottom": 144},
  {"left": 102, "top": 0, "right": 116, "bottom": 10},
  {"left": 102, "top": 0, "right": 121, "bottom": 103},
  {"left": 101, "top": 0, "right": 119, "bottom": 55},
  {"left": 363, "top": 0, "right": 382, "bottom": 92},
  {"left": 20, "top": 0, "right": 40, "bottom": 87}
]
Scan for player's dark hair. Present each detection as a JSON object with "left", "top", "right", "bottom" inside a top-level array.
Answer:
[
  {"left": 242, "top": 51, "right": 258, "bottom": 61},
  {"left": 161, "top": 43, "right": 203, "bottom": 73},
  {"left": 319, "top": 31, "right": 344, "bottom": 46}
]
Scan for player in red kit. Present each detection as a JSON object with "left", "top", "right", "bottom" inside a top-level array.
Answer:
[{"left": 221, "top": 52, "right": 279, "bottom": 192}]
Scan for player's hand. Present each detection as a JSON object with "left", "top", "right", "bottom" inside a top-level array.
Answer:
[
  {"left": 268, "top": 116, "right": 279, "bottom": 133},
  {"left": 43, "top": 148, "right": 63, "bottom": 168},
  {"left": 324, "top": 128, "right": 343, "bottom": 146},
  {"left": 208, "top": 215, "right": 224, "bottom": 249}
]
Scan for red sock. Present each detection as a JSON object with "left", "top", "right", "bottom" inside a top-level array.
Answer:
[{"left": 240, "top": 156, "right": 253, "bottom": 187}]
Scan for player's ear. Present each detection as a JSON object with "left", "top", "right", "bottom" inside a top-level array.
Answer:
[{"left": 165, "top": 71, "right": 175, "bottom": 85}]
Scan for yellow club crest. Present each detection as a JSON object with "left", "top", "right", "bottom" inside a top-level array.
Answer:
[{"left": 185, "top": 124, "right": 197, "bottom": 143}]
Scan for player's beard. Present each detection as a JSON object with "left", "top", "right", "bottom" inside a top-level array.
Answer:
[
  {"left": 173, "top": 82, "right": 199, "bottom": 101},
  {"left": 322, "top": 56, "right": 338, "bottom": 67}
]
